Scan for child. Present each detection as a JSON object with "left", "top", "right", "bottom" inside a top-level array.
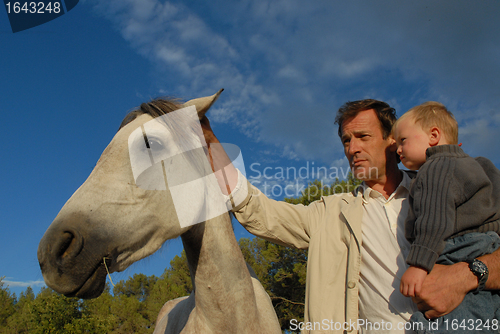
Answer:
[{"left": 393, "top": 102, "right": 500, "bottom": 333}]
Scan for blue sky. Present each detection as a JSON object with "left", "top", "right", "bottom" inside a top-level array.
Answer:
[{"left": 1, "top": 0, "right": 500, "bottom": 298}]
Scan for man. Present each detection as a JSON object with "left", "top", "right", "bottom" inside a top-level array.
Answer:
[{"left": 202, "top": 99, "right": 500, "bottom": 333}]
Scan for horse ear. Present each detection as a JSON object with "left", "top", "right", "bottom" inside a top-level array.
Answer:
[{"left": 182, "top": 89, "right": 224, "bottom": 119}]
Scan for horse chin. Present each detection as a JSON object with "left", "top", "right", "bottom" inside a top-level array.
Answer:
[{"left": 65, "top": 262, "right": 108, "bottom": 299}]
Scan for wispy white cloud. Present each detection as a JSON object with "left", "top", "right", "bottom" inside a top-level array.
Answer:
[
  {"left": 87, "top": 0, "right": 500, "bottom": 165},
  {"left": 3, "top": 279, "right": 46, "bottom": 288},
  {"left": 459, "top": 115, "right": 500, "bottom": 159}
]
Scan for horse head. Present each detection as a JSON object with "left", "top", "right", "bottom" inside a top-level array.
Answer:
[{"left": 37, "top": 90, "right": 223, "bottom": 299}]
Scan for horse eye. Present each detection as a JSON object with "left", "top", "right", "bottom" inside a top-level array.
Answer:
[{"left": 148, "top": 139, "right": 164, "bottom": 151}]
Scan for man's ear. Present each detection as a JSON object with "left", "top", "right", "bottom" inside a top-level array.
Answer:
[{"left": 429, "top": 127, "right": 441, "bottom": 146}]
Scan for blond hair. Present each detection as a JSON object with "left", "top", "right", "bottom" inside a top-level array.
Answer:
[{"left": 395, "top": 101, "right": 458, "bottom": 144}]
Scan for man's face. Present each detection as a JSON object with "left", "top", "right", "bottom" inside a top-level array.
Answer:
[{"left": 341, "top": 109, "right": 396, "bottom": 182}]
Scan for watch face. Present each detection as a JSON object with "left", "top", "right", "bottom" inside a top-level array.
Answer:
[
  {"left": 469, "top": 259, "right": 489, "bottom": 292},
  {"left": 473, "top": 260, "right": 488, "bottom": 276}
]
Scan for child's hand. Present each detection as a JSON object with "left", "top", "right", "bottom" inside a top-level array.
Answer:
[{"left": 400, "top": 266, "right": 428, "bottom": 297}]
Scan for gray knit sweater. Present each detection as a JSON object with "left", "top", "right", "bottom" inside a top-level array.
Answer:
[{"left": 405, "top": 145, "right": 500, "bottom": 271}]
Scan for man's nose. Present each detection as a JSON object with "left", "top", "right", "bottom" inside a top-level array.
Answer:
[{"left": 348, "top": 138, "right": 361, "bottom": 155}]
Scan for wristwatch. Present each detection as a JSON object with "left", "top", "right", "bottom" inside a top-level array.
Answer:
[{"left": 466, "top": 258, "right": 489, "bottom": 294}]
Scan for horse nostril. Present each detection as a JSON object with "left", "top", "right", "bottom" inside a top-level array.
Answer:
[{"left": 55, "top": 231, "right": 83, "bottom": 262}]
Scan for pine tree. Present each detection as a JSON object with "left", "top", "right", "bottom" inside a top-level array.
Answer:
[{"left": 0, "top": 278, "right": 16, "bottom": 331}]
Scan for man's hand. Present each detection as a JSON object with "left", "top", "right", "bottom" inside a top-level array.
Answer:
[
  {"left": 414, "top": 249, "right": 500, "bottom": 319},
  {"left": 199, "top": 115, "right": 218, "bottom": 172},
  {"left": 198, "top": 115, "right": 238, "bottom": 195},
  {"left": 200, "top": 115, "right": 218, "bottom": 145},
  {"left": 412, "top": 262, "right": 475, "bottom": 319}
]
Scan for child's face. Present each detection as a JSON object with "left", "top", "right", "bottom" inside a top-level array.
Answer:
[{"left": 394, "top": 117, "right": 431, "bottom": 170}]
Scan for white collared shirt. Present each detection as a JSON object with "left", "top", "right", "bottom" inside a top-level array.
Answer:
[{"left": 358, "top": 172, "right": 418, "bottom": 333}]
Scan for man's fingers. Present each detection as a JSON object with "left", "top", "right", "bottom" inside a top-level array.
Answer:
[
  {"left": 424, "top": 310, "right": 441, "bottom": 320},
  {"left": 413, "top": 297, "right": 430, "bottom": 312},
  {"left": 200, "top": 115, "right": 211, "bottom": 128},
  {"left": 199, "top": 115, "right": 218, "bottom": 144}
]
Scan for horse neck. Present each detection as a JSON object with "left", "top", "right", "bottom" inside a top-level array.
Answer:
[{"left": 180, "top": 212, "right": 259, "bottom": 328}]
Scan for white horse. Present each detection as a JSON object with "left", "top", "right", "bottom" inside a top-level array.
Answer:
[{"left": 37, "top": 90, "right": 281, "bottom": 333}]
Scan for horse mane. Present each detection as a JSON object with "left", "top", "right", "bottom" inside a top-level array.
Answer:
[{"left": 118, "top": 98, "right": 182, "bottom": 131}]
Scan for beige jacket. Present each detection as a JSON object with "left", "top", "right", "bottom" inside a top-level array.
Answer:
[{"left": 233, "top": 182, "right": 365, "bottom": 334}]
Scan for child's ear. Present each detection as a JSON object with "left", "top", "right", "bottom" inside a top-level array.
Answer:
[
  {"left": 387, "top": 135, "right": 397, "bottom": 152},
  {"left": 429, "top": 127, "right": 441, "bottom": 146}
]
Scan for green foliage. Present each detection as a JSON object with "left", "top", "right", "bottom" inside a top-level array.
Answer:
[
  {"left": 109, "top": 294, "right": 151, "bottom": 333},
  {"left": 66, "top": 287, "right": 117, "bottom": 334},
  {"left": 0, "top": 175, "right": 360, "bottom": 333},
  {"left": 0, "top": 278, "right": 16, "bottom": 329},
  {"left": 113, "top": 274, "right": 158, "bottom": 302},
  {"left": 18, "top": 286, "right": 81, "bottom": 334},
  {"left": 4, "top": 286, "right": 35, "bottom": 334}
]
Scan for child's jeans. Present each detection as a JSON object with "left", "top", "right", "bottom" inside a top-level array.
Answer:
[{"left": 410, "top": 231, "right": 500, "bottom": 334}]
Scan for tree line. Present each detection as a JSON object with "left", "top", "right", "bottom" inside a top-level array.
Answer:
[{"left": 0, "top": 176, "right": 360, "bottom": 333}]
